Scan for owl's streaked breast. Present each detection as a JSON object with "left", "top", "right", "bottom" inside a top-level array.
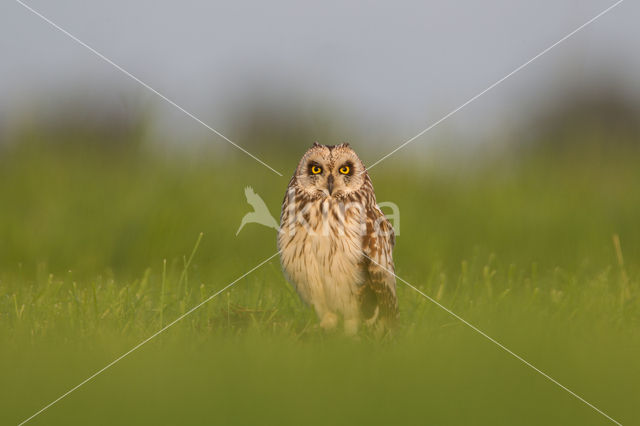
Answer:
[{"left": 278, "top": 197, "right": 365, "bottom": 313}]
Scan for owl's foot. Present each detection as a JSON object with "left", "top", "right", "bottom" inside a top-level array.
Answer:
[
  {"left": 344, "top": 318, "right": 360, "bottom": 336},
  {"left": 319, "top": 312, "right": 338, "bottom": 331}
]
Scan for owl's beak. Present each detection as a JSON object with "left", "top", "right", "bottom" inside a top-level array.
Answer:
[{"left": 327, "top": 175, "right": 334, "bottom": 195}]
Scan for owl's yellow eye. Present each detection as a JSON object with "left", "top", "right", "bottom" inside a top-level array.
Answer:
[
  {"left": 311, "top": 165, "right": 322, "bottom": 174},
  {"left": 339, "top": 166, "right": 350, "bottom": 175}
]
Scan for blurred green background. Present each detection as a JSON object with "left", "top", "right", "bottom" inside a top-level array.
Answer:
[
  {"left": 1, "top": 84, "right": 639, "bottom": 425},
  {"left": 4, "top": 1, "right": 640, "bottom": 424}
]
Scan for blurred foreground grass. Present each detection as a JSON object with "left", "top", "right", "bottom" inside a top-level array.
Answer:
[{"left": 1, "top": 138, "right": 639, "bottom": 425}]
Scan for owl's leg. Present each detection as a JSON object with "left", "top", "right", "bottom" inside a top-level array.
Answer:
[
  {"left": 308, "top": 292, "right": 337, "bottom": 330},
  {"left": 318, "top": 311, "right": 338, "bottom": 330},
  {"left": 343, "top": 298, "right": 361, "bottom": 336},
  {"left": 343, "top": 317, "right": 360, "bottom": 336}
]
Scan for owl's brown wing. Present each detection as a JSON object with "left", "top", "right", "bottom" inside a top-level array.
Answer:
[{"left": 360, "top": 204, "right": 398, "bottom": 323}]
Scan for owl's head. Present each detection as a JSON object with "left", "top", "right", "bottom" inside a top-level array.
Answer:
[{"left": 294, "top": 142, "right": 368, "bottom": 199}]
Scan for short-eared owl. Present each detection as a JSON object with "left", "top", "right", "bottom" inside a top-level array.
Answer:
[{"left": 278, "top": 142, "right": 398, "bottom": 335}]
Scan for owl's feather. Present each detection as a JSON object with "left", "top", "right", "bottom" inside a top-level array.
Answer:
[{"left": 360, "top": 203, "right": 398, "bottom": 323}]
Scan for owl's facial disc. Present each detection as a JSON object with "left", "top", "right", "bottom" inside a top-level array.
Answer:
[{"left": 296, "top": 143, "right": 366, "bottom": 199}]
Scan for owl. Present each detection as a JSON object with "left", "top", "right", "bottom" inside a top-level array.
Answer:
[{"left": 278, "top": 142, "right": 398, "bottom": 335}]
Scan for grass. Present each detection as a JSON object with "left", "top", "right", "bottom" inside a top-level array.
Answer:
[{"left": 1, "top": 138, "right": 639, "bottom": 425}]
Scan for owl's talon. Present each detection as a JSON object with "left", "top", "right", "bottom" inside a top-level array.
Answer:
[
  {"left": 319, "top": 312, "right": 338, "bottom": 331},
  {"left": 344, "top": 318, "right": 360, "bottom": 336}
]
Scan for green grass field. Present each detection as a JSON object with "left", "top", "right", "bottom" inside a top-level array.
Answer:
[{"left": 1, "top": 138, "right": 639, "bottom": 425}]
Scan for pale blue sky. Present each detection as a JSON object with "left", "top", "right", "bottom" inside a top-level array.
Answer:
[{"left": 1, "top": 0, "right": 638, "bottom": 151}]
